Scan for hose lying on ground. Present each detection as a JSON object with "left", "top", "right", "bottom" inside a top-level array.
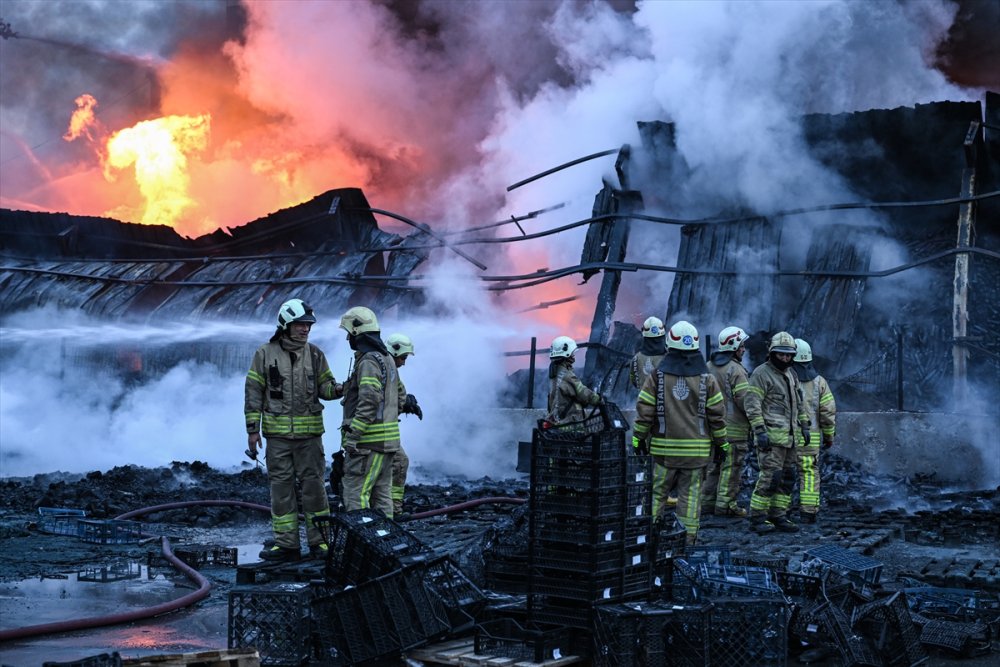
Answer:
[{"left": 0, "top": 496, "right": 522, "bottom": 642}]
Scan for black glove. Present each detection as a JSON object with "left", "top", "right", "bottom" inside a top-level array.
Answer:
[
  {"left": 329, "top": 449, "right": 345, "bottom": 494},
  {"left": 822, "top": 435, "right": 834, "bottom": 451},
  {"left": 801, "top": 426, "right": 811, "bottom": 447},
  {"left": 755, "top": 429, "right": 771, "bottom": 452},
  {"left": 402, "top": 394, "right": 423, "bottom": 420},
  {"left": 713, "top": 444, "right": 726, "bottom": 465}
]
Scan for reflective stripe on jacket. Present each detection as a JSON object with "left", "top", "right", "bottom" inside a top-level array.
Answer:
[
  {"left": 634, "top": 371, "right": 728, "bottom": 468},
  {"left": 709, "top": 359, "right": 751, "bottom": 441},
  {"left": 342, "top": 350, "right": 400, "bottom": 453},
  {"left": 744, "top": 361, "right": 810, "bottom": 447},
  {"left": 244, "top": 341, "right": 339, "bottom": 438},
  {"left": 800, "top": 375, "right": 836, "bottom": 445},
  {"left": 546, "top": 361, "right": 601, "bottom": 425}
]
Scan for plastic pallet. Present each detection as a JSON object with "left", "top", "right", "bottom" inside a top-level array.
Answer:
[
  {"left": 311, "top": 565, "right": 452, "bottom": 666},
  {"left": 594, "top": 600, "right": 678, "bottom": 667},
  {"left": 710, "top": 598, "right": 788, "bottom": 667},
  {"left": 228, "top": 583, "right": 311, "bottom": 667},
  {"left": 853, "top": 592, "right": 927, "bottom": 667},
  {"left": 805, "top": 544, "right": 883, "bottom": 585},
  {"left": 474, "top": 617, "right": 576, "bottom": 663},
  {"left": 660, "top": 603, "right": 713, "bottom": 667}
]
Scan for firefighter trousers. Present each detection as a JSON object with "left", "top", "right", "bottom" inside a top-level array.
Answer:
[
  {"left": 391, "top": 445, "right": 409, "bottom": 516},
  {"left": 652, "top": 458, "right": 705, "bottom": 542},
  {"left": 795, "top": 445, "right": 821, "bottom": 514},
  {"left": 701, "top": 440, "right": 748, "bottom": 511},
  {"left": 749, "top": 445, "right": 796, "bottom": 519},
  {"left": 342, "top": 449, "right": 395, "bottom": 518},
  {"left": 264, "top": 436, "right": 330, "bottom": 550}
]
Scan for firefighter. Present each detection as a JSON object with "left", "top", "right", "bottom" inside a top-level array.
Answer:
[
  {"left": 792, "top": 338, "right": 836, "bottom": 524},
  {"left": 633, "top": 321, "right": 729, "bottom": 545},
  {"left": 629, "top": 316, "right": 666, "bottom": 391},
  {"left": 702, "top": 326, "right": 751, "bottom": 518},
  {"left": 744, "top": 331, "right": 812, "bottom": 534},
  {"left": 546, "top": 336, "right": 602, "bottom": 425},
  {"left": 386, "top": 333, "right": 423, "bottom": 517},
  {"left": 245, "top": 298, "right": 343, "bottom": 561},
  {"left": 338, "top": 306, "right": 400, "bottom": 518}
]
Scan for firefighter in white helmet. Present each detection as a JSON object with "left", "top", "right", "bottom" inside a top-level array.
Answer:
[
  {"left": 633, "top": 321, "right": 729, "bottom": 545},
  {"left": 545, "top": 335, "right": 602, "bottom": 425},
  {"left": 702, "top": 326, "right": 751, "bottom": 518},
  {"left": 792, "top": 338, "right": 836, "bottom": 524},
  {"left": 338, "top": 306, "right": 400, "bottom": 518},
  {"left": 744, "top": 331, "right": 812, "bottom": 534},
  {"left": 386, "top": 333, "right": 423, "bottom": 518},
  {"left": 629, "top": 316, "right": 666, "bottom": 392},
  {"left": 245, "top": 298, "right": 343, "bottom": 561}
]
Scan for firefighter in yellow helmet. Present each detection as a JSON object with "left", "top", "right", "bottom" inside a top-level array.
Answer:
[
  {"left": 702, "top": 326, "right": 751, "bottom": 518},
  {"left": 629, "top": 316, "right": 666, "bottom": 391},
  {"left": 633, "top": 321, "right": 729, "bottom": 545},
  {"left": 386, "top": 333, "right": 423, "bottom": 517},
  {"left": 338, "top": 306, "right": 400, "bottom": 518},
  {"left": 245, "top": 298, "right": 343, "bottom": 561},
  {"left": 545, "top": 336, "right": 602, "bottom": 425},
  {"left": 744, "top": 331, "right": 812, "bottom": 534},
  {"left": 792, "top": 338, "right": 836, "bottom": 524}
]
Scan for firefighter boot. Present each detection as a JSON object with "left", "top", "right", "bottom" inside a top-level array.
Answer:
[
  {"left": 770, "top": 515, "right": 800, "bottom": 533},
  {"left": 800, "top": 512, "right": 819, "bottom": 525},
  {"left": 750, "top": 514, "right": 776, "bottom": 534},
  {"left": 259, "top": 545, "right": 301, "bottom": 562}
]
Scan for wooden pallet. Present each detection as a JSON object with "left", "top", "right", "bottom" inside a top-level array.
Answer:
[
  {"left": 121, "top": 648, "right": 260, "bottom": 667},
  {"left": 406, "top": 638, "right": 583, "bottom": 666}
]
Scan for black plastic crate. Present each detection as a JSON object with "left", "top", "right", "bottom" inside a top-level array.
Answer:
[
  {"left": 661, "top": 603, "right": 713, "bottom": 667},
  {"left": 531, "top": 513, "right": 652, "bottom": 547},
  {"left": 710, "top": 598, "right": 788, "bottom": 667},
  {"left": 595, "top": 601, "right": 678, "bottom": 666},
  {"left": 528, "top": 564, "right": 651, "bottom": 602},
  {"left": 532, "top": 540, "right": 649, "bottom": 574},
  {"left": 484, "top": 555, "right": 529, "bottom": 594},
  {"left": 527, "top": 594, "right": 595, "bottom": 630},
  {"left": 417, "top": 556, "right": 486, "bottom": 629},
  {"left": 531, "top": 453, "right": 650, "bottom": 489},
  {"left": 537, "top": 402, "right": 629, "bottom": 438},
  {"left": 311, "top": 565, "right": 451, "bottom": 666},
  {"left": 918, "top": 618, "right": 990, "bottom": 657},
  {"left": 653, "top": 514, "right": 687, "bottom": 561},
  {"left": 531, "top": 482, "right": 651, "bottom": 519},
  {"left": 683, "top": 546, "right": 732, "bottom": 567},
  {"left": 228, "top": 583, "right": 312, "bottom": 667},
  {"left": 814, "top": 602, "right": 883, "bottom": 667},
  {"left": 173, "top": 544, "right": 239, "bottom": 568},
  {"left": 698, "top": 564, "right": 783, "bottom": 600},
  {"left": 732, "top": 552, "right": 789, "bottom": 572},
  {"left": 76, "top": 519, "right": 144, "bottom": 544},
  {"left": 314, "top": 513, "right": 433, "bottom": 585},
  {"left": 805, "top": 544, "right": 883, "bottom": 585},
  {"left": 776, "top": 571, "right": 826, "bottom": 603},
  {"left": 474, "top": 617, "right": 577, "bottom": 663},
  {"left": 532, "top": 426, "right": 627, "bottom": 459},
  {"left": 853, "top": 592, "right": 927, "bottom": 667}
]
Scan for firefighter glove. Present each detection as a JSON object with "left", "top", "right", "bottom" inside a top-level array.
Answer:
[
  {"left": 800, "top": 426, "right": 811, "bottom": 446},
  {"left": 822, "top": 435, "right": 834, "bottom": 450},
  {"left": 631, "top": 435, "right": 648, "bottom": 456},
  {"left": 329, "top": 449, "right": 345, "bottom": 493},
  {"left": 402, "top": 394, "right": 423, "bottom": 420},
  {"left": 712, "top": 442, "right": 728, "bottom": 465},
  {"left": 755, "top": 429, "right": 771, "bottom": 452}
]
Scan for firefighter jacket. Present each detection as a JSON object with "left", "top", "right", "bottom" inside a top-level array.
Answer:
[
  {"left": 709, "top": 352, "right": 751, "bottom": 442},
  {"left": 799, "top": 375, "right": 836, "bottom": 447},
  {"left": 341, "top": 349, "right": 400, "bottom": 453},
  {"left": 546, "top": 360, "right": 601, "bottom": 425},
  {"left": 630, "top": 352, "right": 665, "bottom": 391},
  {"left": 244, "top": 339, "right": 340, "bottom": 438},
  {"left": 744, "top": 361, "right": 810, "bottom": 447},
  {"left": 634, "top": 359, "right": 729, "bottom": 469}
]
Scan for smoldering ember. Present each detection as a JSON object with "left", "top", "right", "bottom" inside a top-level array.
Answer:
[{"left": 1, "top": 2, "right": 999, "bottom": 666}]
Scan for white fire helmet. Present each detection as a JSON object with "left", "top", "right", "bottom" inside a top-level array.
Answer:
[
  {"left": 717, "top": 326, "right": 748, "bottom": 352},
  {"left": 550, "top": 335, "right": 578, "bottom": 359},
  {"left": 642, "top": 316, "right": 665, "bottom": 338},
  {"left": 769, "top": 331, "right": 797, "bottom": 354},
  {"left": 386, "top": 333, "right": 415, "bottom": 358},
  {"left": 277, "top": 298, "right": 316, "bottom": 330},
  {"left": 794, "top": 338, "right": 813, "bottom": 363},
  {"left": 666, "top": 321, "right": 700, "bottom": 351},
  {"left": 339, "top": 306, "right": 379, "bottom": 335}
]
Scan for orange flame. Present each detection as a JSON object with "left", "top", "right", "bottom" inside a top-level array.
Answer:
[
  {"left": 103, "top": 113, "right": 211, "bottom": 228},
  {"left": 62, "top": 94, "right": 102, "bottom": 143}
]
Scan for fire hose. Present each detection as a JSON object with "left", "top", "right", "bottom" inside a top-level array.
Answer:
[{"left": 0, "top": 496, "right": 523, "bottom": 642}]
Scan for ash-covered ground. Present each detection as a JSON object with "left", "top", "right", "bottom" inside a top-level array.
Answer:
[{"left": 0, "top": 458, "right": 997, "bottom": 664}]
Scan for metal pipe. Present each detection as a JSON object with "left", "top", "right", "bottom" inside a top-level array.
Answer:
[
  {"left": 527, "top": 337, "right": 536, "bottom": 409},
  {"left": 506, "top": 149, "right": 619, "bottom": 192}
]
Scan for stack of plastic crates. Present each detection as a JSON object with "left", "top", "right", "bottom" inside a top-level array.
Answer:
[
  {"left": 311, "top": 559, "right": 455, "bottom": 665},
  {"left": 228, "top": 582, "right": 313, "bottom": 666},
  {"left": 482, "top": 505, "right": 530, "bottom": 595},
  {"left": 651, "top": 513, "right": 687, "bottom": 600},
  {"left": 313, "top": 509, "right": 434, "bottom": 585},
  {"left": 594, "top": 600, "right": 682, "bottom": 666},
  {"left": 527, "top": 402, "right": 653, "bottom": 632}
]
